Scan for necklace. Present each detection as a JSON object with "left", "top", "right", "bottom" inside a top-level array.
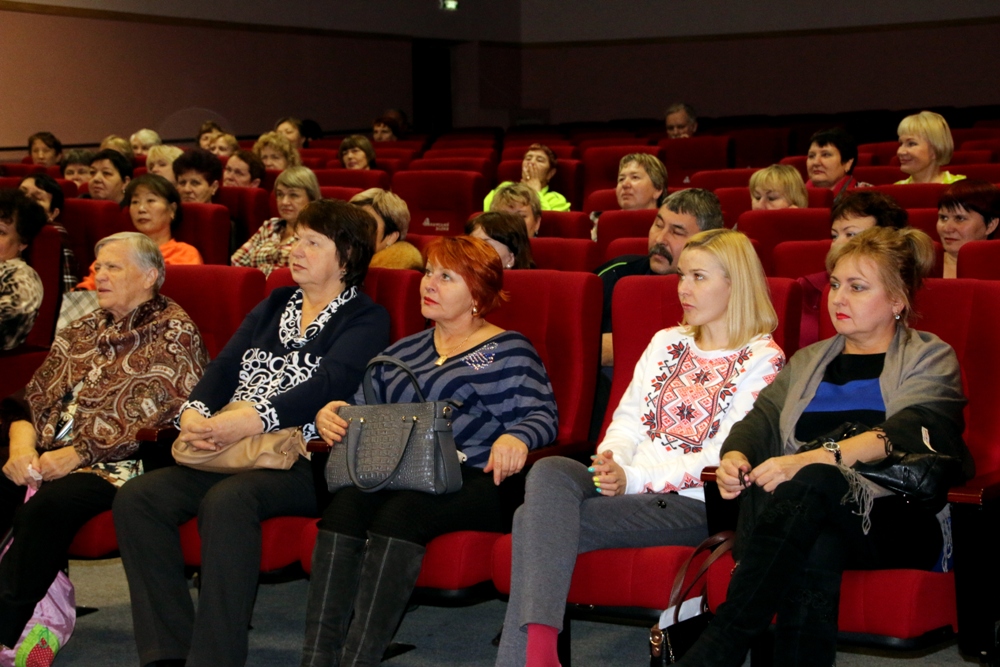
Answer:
[{"left": 434, "top": 323, "right": 483, "bottom": 366}]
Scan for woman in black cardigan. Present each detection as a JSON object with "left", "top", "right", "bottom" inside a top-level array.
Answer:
[{"left": 114, "top": 200, "right": 390, "bottom": 667}]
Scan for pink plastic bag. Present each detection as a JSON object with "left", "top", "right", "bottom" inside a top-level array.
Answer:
[{"left": 0, "top": 486, "right": 76, "bottom": 667}]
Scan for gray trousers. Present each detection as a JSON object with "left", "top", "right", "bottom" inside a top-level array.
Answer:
[
  {"left": 113, "top": 459, "right": 316, "bottom": 667},
  {"left": 495, "top": 456, "right": 708, "bottom": 667}
]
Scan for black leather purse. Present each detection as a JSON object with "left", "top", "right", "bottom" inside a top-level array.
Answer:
[
  {"left": 797, "top": 422, "right": 965, "bottom": 508},
  {"left": 324, "top": 356, "right": 464, "bottom": 495}
]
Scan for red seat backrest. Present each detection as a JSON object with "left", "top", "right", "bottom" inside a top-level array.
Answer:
[
  {"left": 430, "top": 139, "right": 496, "bottom": 150},
  {"left": 264, "top": 266, "right": 425, "bottom": 344},
  {"left": 724, "top": 128, "right": 790, "bottom": 168},
  {"left": 318, "top": 186, "right": 363, "bottom": 202},
  {"left": 658, "top": 136, "right": 733, "bottom": 188},
  {"left": 172, "top": 203, "right": 232, "bottom": 265},
  {"left": 808, "top": 188, "right": 834, "bottom": 208},
  {"left": 957, "top": 240, "right": 1000, "bottom": 279},
  {"left": 951, "top": 128, "right": 1000, "bottom": 145},
  {"left": 300, "top": 157, "right": 326, "bottom": 170},
  {"left": 391, "top": 171, "right": 488, "bottom": 236},
  {"left": 529, "top": 238, "right": 601, "bottom": 272},
  {"left": 422, "top": 148, "right": 497, "bottom": 162},
  {"left": 577, "top": 137, "right": 653, "bottom": 151},
  {"left": 215, "top": 186, "right": 271, "bottom": 241},
  {"left": 583, "top": 189, "right": 621, "bottom": 213},
  {"left": 0, "top": 163, "right": 46, "bottom": 177},
  {"left": 312, "top": 169, "right": 391, "bottom": 190},
  {"left": 959, "top": 139, "right": 1000, "bottom": 157},
  {"left": 582, "top": 146, "right": 660, "bottom": 197},
  {"left": 905, "top": 208, "right": 940, "bottom": 237},
  {"left": 818, "top": 278, "right": 1000, "bottom": 477},
  {"left": 409, "top": 158, "right": 494, "bottom": 184},
  {"left": 773, "top": 240, "right": 831, "bottom": 279},
  {"left": 371, "top": 147, "right": 420, "bottom": 162},
  {"left": 604, "top": 237, "right": 647, "bottom": 262},
  {"left": 539, "top": 210, "right": 591, "bottom": 239},
  {"left": 0, "top": 177, "right": 78, "bottom": 200},
  {"left": 22, "top": 225, "right": 63, "bottom": 348},
  {"left": 779, "top": 155, "right": 809, "bottom": 180},
  {"left": 487, "top": 270, "right": 602, "bottom": 448},
  {"left": 852, "top": 166, "right": 906, "bottom": 186},
  {"left": 736, "top": 208, "right": 832, "bottom": 274},
  {"left": 298, "top": 149, "right": 339, "bottom": 161},
  {"left": 595, "top": 209, "right": 656, "bottom": 259},
  {"left": 868, "top": 183, "right": 949, "bottom": 209},
  {"left": 159, "top": 265, "right": 265, "bottom": 359},
  {"left": 689, "top": 168, "right": 757, "bottom": 191},
  {"left": 713, "top": 187, "right": 751, "bottom": 229},
  {"left": 601, "top": 274, "right": 801, "bottom": 440},
  {"left": 501, "top": 145, "right": 577, "bottom": 161},
  {"left": 61, "top": 198, "right": 130, "bottom": 270},
  {"left": 857, "top": 142, "right": 900, "bottom": 166},
  {"left": 953, "top": 164, "right": 1000, "bottom": 182},
  {"left": 262, "top": 169, "right": 280, "bottom": 191}
]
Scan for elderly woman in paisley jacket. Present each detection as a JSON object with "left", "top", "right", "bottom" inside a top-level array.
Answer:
[
  {"left": 114, "top": 200, "right": 390, "bottom": 667},
  {"left": 0, "top": 231, "right": 207, "bottom": 652}
]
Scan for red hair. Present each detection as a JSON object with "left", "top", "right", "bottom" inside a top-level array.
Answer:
[{"left": 424, "top": 236, "right": 509, "bottom": 316}]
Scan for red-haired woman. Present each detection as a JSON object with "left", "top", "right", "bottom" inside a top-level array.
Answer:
[{"left": 302, "top": 235, "right": 559, "bottom": 667}]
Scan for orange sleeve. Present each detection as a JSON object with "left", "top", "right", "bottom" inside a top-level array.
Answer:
[
  {"left": 76, "top": 261, "right": 97, "bottom": 291},
  {"left": 161, "top": 241, "right": 204, "bottom": 266}
]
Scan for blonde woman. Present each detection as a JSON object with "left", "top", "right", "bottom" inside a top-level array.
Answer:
[
  {"left": 749, "top": 164, "right": 808, "bottom": 210},
  {"left": 349, "top": 188, "right": 421, "bottom": 270},
  {"left": 496, "top": 228, "right": 786, "bottom": 667},
  {"left": 895, "top": 111, "right": 966, "bottom": 185},
  {"left": 253, "top": 131, "right": 301, "bottom": 172},
  {"left": 146, "top": 145, "right": 185, "bottom": 184}
]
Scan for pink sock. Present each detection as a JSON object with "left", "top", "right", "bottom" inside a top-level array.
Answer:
[{"left": 525, "top": 623, "right": 561, "bottom": 667}]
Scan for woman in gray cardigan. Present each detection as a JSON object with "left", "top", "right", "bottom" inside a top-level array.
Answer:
[{"left": 678, "top": 226, "right": 972, "bottom": 667}]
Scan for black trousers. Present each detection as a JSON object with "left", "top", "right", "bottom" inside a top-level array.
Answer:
[{"left": 0, "top": 472, "right": 117, "bottom": 646}]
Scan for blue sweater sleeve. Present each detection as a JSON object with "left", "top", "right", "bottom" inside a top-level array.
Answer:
[{"left": 478, "top": 338, "right": 559, "bottom": 450}]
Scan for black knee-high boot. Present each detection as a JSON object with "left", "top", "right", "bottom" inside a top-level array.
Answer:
[
  {"left": 678, "top": 471, "right": 837, "bottom": 666},
  {"left": 772, "top": 565, "right": 841, "bottom": 667},
  {"left": 341, "top": 533, "right": 425, "bottom": 667},
  {"left": 301, "top": 531, "right": 367, "bottom": 667}
]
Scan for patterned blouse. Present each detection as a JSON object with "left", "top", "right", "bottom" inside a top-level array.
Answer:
[
  {"left": 0, "top": 257, "right": 44, "bottom": 351},
  {"left": 231, "top": 218, "right": 298, "bottom": 277}
]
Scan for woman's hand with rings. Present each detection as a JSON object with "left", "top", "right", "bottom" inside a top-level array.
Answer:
[
  {"left": 484, "top": 435, "right": 528, "bottom": 485},
  {"left": 590, "top": 450, "right": 627, "bottom": 496},
  {"left": 316, "top": 401, "right": 349, "bottom": 446}
]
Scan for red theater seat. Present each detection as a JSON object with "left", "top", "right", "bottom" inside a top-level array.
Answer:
[
  {"left": 595, "top": 209, "right": 656, "bottom": 258},
  {"left": 172, "top": 203, "right": 233, "bottom": 265},
  {"left": 713, "top": 188, "right": 752, "bottom": 228},
  {"left": 959, "top": 139, "right": 1000, "bottom": 157},
  {"left": 953, "top": 163, "right": 1000, "bottom": 182},
  {"left": 906, "top": 208, "right": 940, "bottom": 237},
  {"left": 318, "top": 186, "right": 363, "bottom": 202},
  {"left": 689, "top": 168, "right": 757, "bottom": 191},
  {"left": 737, "top": 208, "right": 832, "bottom": 274},
  {"left": 529, "top": 238, "right": 601, "bottom": 272},
  {"left": 868, "top": 183, "right": 948, "bottom": 209},
  {"left": 658, "top": 136, "right": 733, "bottom": 187},
  {"left": 409, "top": 157, "right": 494, "bottom": 183},
  {"left": 604, "top": 237, "right": 647, "bottom": 262},
  {"left": 957, "top": 240, "right": 1000, "bottom": 279},
  {"left": 215, "top": 186, "right": 271, "bottom": 239},
  {"left": 371, "top": 147, "right": 420, "bottom": 163},
  {"left": 852, "top": 166, "right": 906, "bottom": 185},
  {"left": 725, "top": 127, "right": 791, "bottom": 168},
  {"left": 539, "top": 211, "right": 591, "bottom": 239},
  {"left": 857, "top": 141, "right": 901, "bottom": 165},
  {"left": 392, "top": 171, "right": 488, "bottom": 236},
  {"left": 501, "top": 145, "right": 577, "bottom": 161},
  {"left": 422, "top": 148, "right": 497, "bottom": 162},
  {"left": 581, "top": 146, "right": 659, "bottom": 197},
  {"left": 0, "top": 163, "right": 46, "bottom": 177},
  {"left": 312, "top": 169, "right": 391, "bottom": 190},
  {"left": 61, "top": 198, "right": 131, "bottom": 270},
  {"left": 583, "top": 189, "right": 620, "bottom": 213}
]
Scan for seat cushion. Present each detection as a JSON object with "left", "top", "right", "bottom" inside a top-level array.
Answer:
[
  {"left": 180, "top": 515, "right": 315, "bottom": 571},
  {"left": 68, "top": 510, "right": 118, "bottom": 558}
]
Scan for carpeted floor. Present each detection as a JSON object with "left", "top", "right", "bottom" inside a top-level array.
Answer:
[{"left": 55, "top": 558, "right": 974, "bottom": 666}]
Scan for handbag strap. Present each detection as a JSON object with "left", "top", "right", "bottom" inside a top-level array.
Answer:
[
  {"left": 346, "top": 418, "right": 415, "bottom": 492},
  {"left": 362, "top": 355, "right": 427, "bottom": 406},
  {"left": 667, "top": 531, "right": 735, "bottom": 625}
]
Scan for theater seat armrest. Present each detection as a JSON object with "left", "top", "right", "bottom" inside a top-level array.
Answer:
[
  {"left": 307, "top": 439, "right": 332, "bottom": 453},
  {"left": 136, "top": 426, "right": 180, "bottom": 472},
  {"left": 701, "top": 466, "right": 718, "bottom": 483},
  {"left": 526, "top": 440, "right": 593, "bottom": 465},
  {"left": 948, "top": 470, "right": 1000, "bottom": 506}
]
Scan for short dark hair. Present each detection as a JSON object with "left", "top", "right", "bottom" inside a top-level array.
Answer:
[
  {"left": 197, "top": 120, "right": 224, "bottom": 140},
  {"left": 19, "top": 174, "right": 64, "bottom": 216},
  {"left": 373, "top": 115, "right": 402, "bottom": 139},
  {"left": 465, "top": 212, "right": 535, "bottom": 269},
  {"left": 296, "top": 199, "right": 376, "bottom": 288},
  {"left": 122, "top": 173, "right": 184, "bottom": 231},
  {"left": 61, "top": 149, "right": 96, "bottom": 173},
  {"left": 231, "top": 150, "right": 266, "bottom": 184},
  {"left": 809, "top": 129, "right": 858, "bottom": 174},
  {"left": 28, "top": 131, "right": 62, "bottom": 155},
  {"left": 172, "top": 148, "right": 223, "bottom": 184},
  {"left": 91, "top": 148, "right": 134, "bottom": 181},
  {"left": 939, "top": 180, "right": 1000, "bottom": 238},
  {"left": 0, "top": 189, "right": 48, "bottom": 251},
  {"left": 831, "top": 190, "right": 908, "bottom": 229},
  {"left": 339, "top": 135, "right": 377, "bottom": 169}
]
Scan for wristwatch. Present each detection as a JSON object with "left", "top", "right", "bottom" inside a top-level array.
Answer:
[{"left": 822, "top": 439, "right": 843, "bottom": 465}]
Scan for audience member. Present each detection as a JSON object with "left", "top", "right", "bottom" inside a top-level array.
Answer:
[
  {"left": 664, "top": 103, "right": 698, "bottom": 139},
  {"left": 937, "top": 180, "right": 1000, "bottom": 278},
  {"left": 806, "top": 128, "right": 869, "bottom": 196},
  {"left": 172, "top": 149, "right": 223, "bottom": 204},
  {"left": 466, "top": 211, "right": 535, "bottom": 269},
  {"left": 349, "top": 188, "right": 421, "bottom": 270},
  {"left": 145, "top": 145, "right": 185, "bottom": 185},
  {"left": 381, "top": 108, "right": 409, "bottom": 136},
  {"left": 496, "top": 229, "right": 785, "bottom": 667},
  {"left": 254, "top": 131, "right": 301, "bottom": 172},
  {"left": 196, "top": 121, "right": 224, "bottom": 150},
  {"left": 222, "top": 150, "right": 265, "bottom": 189},
  {"left": 616, "top": 153, "right": 667, "bottom": 211},
  {"left": 27, "top": 132, "right": 63, "bottom": 167},
  {"left": 100, "top": 135, "right": 135, "bottom": 162},
  {"left": 60, "top": 149, "right": 96, "bottom": 188},
  {"left": 18, "top": 175, "right": 79, "bottom": 291},
  {"left": 896, "top": 111, "right": 965, "bottom": 185},
  {"left": 0, "top": 190, "right": 46, "bottom": 351},
  {"left": 749, "top": 164, "right": 808, "bottom": 210},
  {"left": 231, "top": 166, "right": 319, "bottom": 276},
  {"left": 129, "top": 129, "right": 162, "bottom": 156},
  {"left": 115, "top": 200, "right": 389, "bottom": 667},
  {"left": 211, "top": 133, "right": 240, "bottom": 158},
  {"left": 302, "top": 235, "right": 556, "bottom": 667},
  {"left": 489, "top": 183, "right": 543, "bottom": 237},
  {"left": 484, "top": 145, "right": 571, "bottom": 213},
  {"left": 0, "top": 232, "right": 207, "bottom": 661},
  {"left": 372, "top": 115, "right": 402, "bottom": 142},
  {"left": 339, "top": 135, "right": 376, "bottom": 170},
  {"left": 275, "top": 117, "right": 307, "bottom": 150},
  {"left": 87, "top": 149, "right": 133, "bottom": 204},
  {"left": 77, "top": 174, "right": 202, "bottom": 290}
]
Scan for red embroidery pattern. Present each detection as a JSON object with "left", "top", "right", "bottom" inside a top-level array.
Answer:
[{"left": 640, "top": 341, "right": 749, "bottom": 453}]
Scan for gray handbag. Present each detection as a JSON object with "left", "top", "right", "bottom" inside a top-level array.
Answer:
[{"left": 324, "top": 355, "right": 464, "bottom": 495}]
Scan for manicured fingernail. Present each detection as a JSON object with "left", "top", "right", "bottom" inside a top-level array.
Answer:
[
  {"left": 590, "top": 455, "right": 598, "bottom": 460},
  {"left": 587, "top": 467, "right": 594, "bottom": 473},
  {"left": 593, "top": 476, "right": 600, "bottom": 482},
  {"left": 595, "top": 487, "right": 602, "bottom": 494}
]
